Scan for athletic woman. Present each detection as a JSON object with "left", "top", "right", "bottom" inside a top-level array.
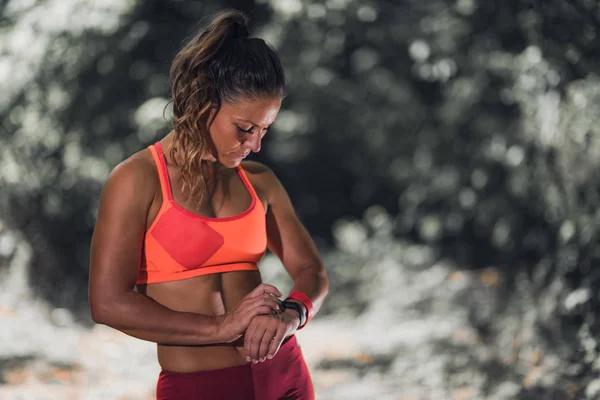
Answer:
[{"left": 88, "top": 10, "right": 328, "bottom": 400}]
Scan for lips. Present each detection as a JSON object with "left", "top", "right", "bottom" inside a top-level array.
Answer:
[{"left": 233, "top": 152, "right": 249, "bottom": 158}]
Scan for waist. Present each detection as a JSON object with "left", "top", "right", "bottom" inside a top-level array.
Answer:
[{"left": 157, "top": 335, "right": 299, "bottom": 373}]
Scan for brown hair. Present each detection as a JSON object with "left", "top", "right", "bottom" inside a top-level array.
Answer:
[{"left": 167, "top": 9, "right": 285, "bottom": 207}]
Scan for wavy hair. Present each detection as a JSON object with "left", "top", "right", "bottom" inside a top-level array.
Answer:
[{"left": 166, "top": 9, "right": 285, "bottom": 208}]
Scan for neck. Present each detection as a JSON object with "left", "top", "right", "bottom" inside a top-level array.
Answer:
[{"left": 164, "top": 132, "right": 233, "bottom": 179}]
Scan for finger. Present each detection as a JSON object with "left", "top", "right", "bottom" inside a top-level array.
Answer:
[
  {"left": 258, "top": 328, "right": 277, "bottom": 361},
  {"left": 249, "top": 296, "right": 281, "bottom": 314},
  {"left": 243, "top": 297, "right": 279, "bottom": 317},
  {"left": 244, "top": 320, "right": 258, "bottom": 360},
  {"left": 263, "top": 296, "right": 282, "bottom": 313},
  {"left": 270, "top": 295, "right": 284, "bottom": 313},
  {"left": 266, "top": 326, "right": 287, "bottom": 360},
  {"left": 255, "top": 305, "right": 276, "bottom": 316},
  {"left": 247, "top": 326, "right": 267, "bottom": 362},
  {"left": 249, "top": 283, "right": 282, "bottom": 298},
  {"left": 261, "top": 284, "right": 282, "bottom": 297}
]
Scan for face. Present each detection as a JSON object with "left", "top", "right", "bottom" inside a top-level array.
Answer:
[{"left": 205, "top": 96, "right": 282, "bottom": 168}]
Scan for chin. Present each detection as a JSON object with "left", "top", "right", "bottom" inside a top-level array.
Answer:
[{"left": 219, "top": 155, "right": 241, "bottom": 168}]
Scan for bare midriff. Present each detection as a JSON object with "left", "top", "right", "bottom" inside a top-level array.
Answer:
[{"left": 138, "top": 269, "right": 263, "bottom": 373}]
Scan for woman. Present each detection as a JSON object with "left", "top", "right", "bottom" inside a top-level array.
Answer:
[{"left": 88, "top": 9, "right": 328, "bottom": 400}]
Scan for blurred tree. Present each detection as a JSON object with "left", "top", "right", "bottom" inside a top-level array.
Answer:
[
  {"left": 2, "top": 0, "right": 600, "bottom": 358},
  {"left": 0, "top": 0, "right": 265, "bottom": 319}
]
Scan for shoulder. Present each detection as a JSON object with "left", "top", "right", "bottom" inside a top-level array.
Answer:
[
  {"left": 240, "top": 160, "right": 288, "bottom": 206},
  {"left": 241, "top": 160, "right": 280, "bottom": 186},
  {"left": 240, "top": 160, "right": 273, "bottom": 175},
  {"left": 109, "top": 149, "right": 157, "bottom": 187},
  {"left": 101, "top": 148, "right": 158, "bottom": 209}
]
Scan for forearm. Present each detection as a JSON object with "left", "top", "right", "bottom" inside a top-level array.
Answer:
[{"left": 91, "top": 290, "right": 224, "bottom": 346}]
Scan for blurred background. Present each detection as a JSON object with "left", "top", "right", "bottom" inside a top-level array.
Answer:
[{"left": 2, "top": 0, "right": 600, "bottom": 398}]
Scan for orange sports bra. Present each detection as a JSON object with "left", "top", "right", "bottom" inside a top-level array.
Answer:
[{"left": 136, "top": 141, "right": 267, "bottom": 285}]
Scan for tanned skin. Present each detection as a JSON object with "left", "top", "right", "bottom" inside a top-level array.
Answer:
[{"left": 89, "top": 97, "right": 329, "bottom": 372}]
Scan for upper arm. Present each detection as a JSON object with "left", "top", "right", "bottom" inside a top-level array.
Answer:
[
  {"left": 88, "top": 156, "right": 155, "bottom": 317},
  {"left": 245, "top": 162, "right": 324, "bottom": 279}
]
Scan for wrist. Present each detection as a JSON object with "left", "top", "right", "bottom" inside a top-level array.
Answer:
[
  {"left": 285, "top": 292, "right": 314, "bottom": 329},
  {"left": 283, "top": 308, "right": 301, "bottom": 331},
  {"left": 212, "top": 315, "right": 229, "bottom": 344},
  {"left": 284, "top": 299, "right": 307, "bottom": 319},
  {"left": 282, "top": 301, "right": 305, "bottom": 328}
]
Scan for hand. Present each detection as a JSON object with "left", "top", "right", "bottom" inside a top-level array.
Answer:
[
  {"left": 244, "top": 309, "right": 301, "bottom": 363},
  {"left": 217, "top": 284, "right": 283, "bottom": 343}
]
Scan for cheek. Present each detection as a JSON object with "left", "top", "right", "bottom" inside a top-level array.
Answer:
[{"left": 209, "top": 124, "right": 236, "bottom": 149}]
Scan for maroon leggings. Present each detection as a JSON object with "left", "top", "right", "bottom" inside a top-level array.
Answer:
[{"left": 156, "top": 335, "right": 314, "bottom": 400}]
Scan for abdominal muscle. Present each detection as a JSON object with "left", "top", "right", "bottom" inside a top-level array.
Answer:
[{"left": 139, "top": 269, "right": 264, "bottom": 373}]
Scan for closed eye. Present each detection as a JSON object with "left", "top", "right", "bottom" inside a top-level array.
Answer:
[
  {"left": 237, "top": 126, "right": 269, "bottom": 134},
  {"left": 237, "top": 126, "right": 253, "bottom": 133}
]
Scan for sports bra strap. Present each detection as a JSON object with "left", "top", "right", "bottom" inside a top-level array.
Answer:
[
  {"left": 149, "top": 141, "right": 173, "bottom": 202},
  {"left": 237, "top": 165, "right": 260, "bottom": 202}
]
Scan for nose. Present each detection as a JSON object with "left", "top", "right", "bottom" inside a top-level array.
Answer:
[{"left": 244, "top": 134, "right": 262, "bottom": 153}]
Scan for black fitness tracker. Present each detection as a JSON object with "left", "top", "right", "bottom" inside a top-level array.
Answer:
[{"left": 282, "top": 300, "right": 306, "bottom": 328}]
